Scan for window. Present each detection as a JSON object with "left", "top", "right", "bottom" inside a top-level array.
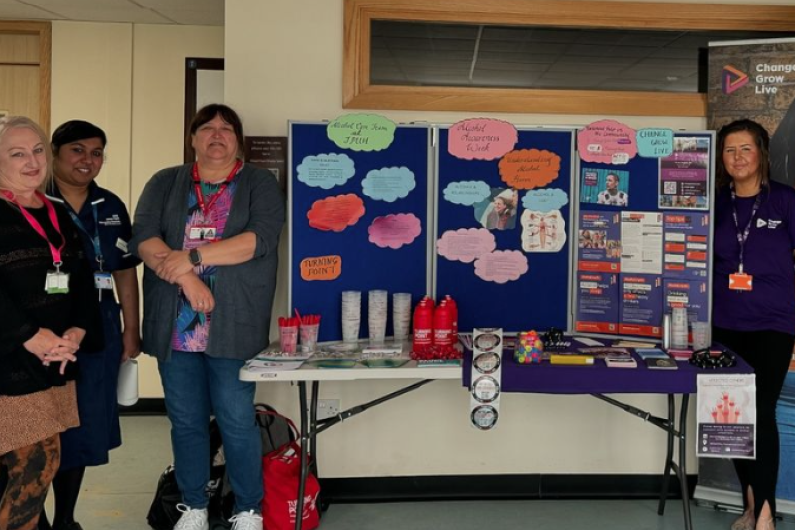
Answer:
[{"left": 344, "top": 0, "right": 795, "bottom": 116}]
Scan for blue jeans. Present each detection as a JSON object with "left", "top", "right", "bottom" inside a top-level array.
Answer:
[{"left": 159, "top": 351, "right": 262, "bottom": 512}]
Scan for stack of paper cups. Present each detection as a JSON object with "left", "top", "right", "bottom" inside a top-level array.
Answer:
[
  {"left": 670, "top": 307, "right": 689, "bottom": 350},
  {"left": 117, "top": 359, "right": 139, "bottom": 406},
  {"left": 368, "top": 290, "right": 388, "bottom": 345},
  {"left": 392, "top": 293, "right": 412, "bottom": 342},
  {"left": 341, "top": 291, "right": 361, "bottom": 343}
]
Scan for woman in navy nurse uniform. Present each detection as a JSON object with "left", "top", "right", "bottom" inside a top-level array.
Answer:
[
  {"left": 40, "top": 121, "right": 141, "bottom": 530},
  {"left": 713, "top": 119, "right": 795, "bottom": 530}
]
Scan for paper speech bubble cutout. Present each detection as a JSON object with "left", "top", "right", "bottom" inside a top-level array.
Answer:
[
  {"left": 436, "top": 228, "right": 496, "bottom": 263},
  {"left": 327, "top": 113, "right": 396, "bottom": 152},
  {"left": 361, "top": 166, "right": 416, "bottom": 202},
  {"left": 474, "top": 250, "right": 529, "bottom": 284},
  {"left": 368, "top": 213, "right": 422, "bottom": 249},
  {"left": 636, "top": 128, "right": 674, "bottom": 158},
  {"left": 577, "top": 119, "right": 638, "bottom": 164},
  {"left": 443, "top": 180, "right": 493, "bottom": 206},
  {"left": 300, "top": 255, "right": 342, "bottom": 281},
  {"left": 448, "top": 118, "right": 518, "bottom": 161},
  {"left": 307, "top": 194, "right": 366, "bottom": 232},
  {"left": 296, "top": 153, "right": 356, "bottom": 189},
  {"left": 498, "top": 149, "right": 561, "bottom": 189},
  {"left": 522, "top": 188, "right": 569, "bottom": 213}
]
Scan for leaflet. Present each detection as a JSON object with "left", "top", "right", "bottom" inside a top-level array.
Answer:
[
  {"left": 575, "top": 271, "right": 619, "bottom": 334},
  {"left": 663, "top": 212, "right": 710, "bottom": 279},
  {"left": 619, "top": 273, "right": 663, "bottom": 337},
  {"left": 621, "top": 212, "right": 663, "bottom": 275}
]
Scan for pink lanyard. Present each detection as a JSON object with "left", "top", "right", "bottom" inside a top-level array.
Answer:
[
  {"left": 2, "top": 190, "right": 66, "bottom": 266},
  {"left": 191, "top": 160, "right": 242, "bottom": 218}
]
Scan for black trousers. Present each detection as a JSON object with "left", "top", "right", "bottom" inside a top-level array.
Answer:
[{"left": 713, "top": 326, "right": 794, "bottom": 519}]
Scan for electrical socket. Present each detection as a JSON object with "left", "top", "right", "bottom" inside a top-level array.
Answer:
[{"left": 317, "top": 399, "right": 341, "bottom": 420}]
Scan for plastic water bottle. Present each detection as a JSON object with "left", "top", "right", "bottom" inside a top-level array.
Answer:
[
  {"left": 444, "top": 295, "right": 458, "bottom": 345},
  {"left": 412, "top": 297, "right": 434, "bottom": 351},
  {"left": 433, "top": 301, "right": 453, "bottom": 346}
]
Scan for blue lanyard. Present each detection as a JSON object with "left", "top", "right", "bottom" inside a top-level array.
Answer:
[
  {"left": 68, "top": 199, "right": 105, "bottom": 271},
  {"left": 729, "top": 183, "right": 762, "bottom": 274}
]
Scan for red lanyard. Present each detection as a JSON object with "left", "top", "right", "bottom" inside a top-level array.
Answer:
[
  {"left": 2, "top": 190, "right": 66, "bottom": 266},
  {"left": 192, "top": 160, "right": 242, "bottom": 218}
]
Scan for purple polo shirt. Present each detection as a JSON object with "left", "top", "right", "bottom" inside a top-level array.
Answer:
[{"left": 713, "top": 181, "right": 795, "bottom": 335}]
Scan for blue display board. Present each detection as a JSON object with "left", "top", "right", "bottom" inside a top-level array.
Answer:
[
  {"left": 289, "top": 122, "right": 431, "bottom": 343},
  {"left": 434, "top": 127, "right": 576, "bottom": 333}
]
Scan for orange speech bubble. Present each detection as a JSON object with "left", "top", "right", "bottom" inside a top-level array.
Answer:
[
  {"left": 300, "top": 255, "right": 342, "bottom": 281},
  {"left": 498, "top": 149, "right": 561, "bottom": 189},
  {"left": 307, "top": 194, "right": 366, "bottom": 232}
]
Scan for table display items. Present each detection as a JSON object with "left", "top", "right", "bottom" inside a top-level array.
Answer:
[
  {"left": 368, "top": 289, "right": 388, "bottom": 345},
  {"left": 298, "top": 312, "right": 321, "bottom": 352},
  {"left": 392, "top": 292, "right": 412, "bottom": 342},
  {"left": 410, "top": 295, "right": 462, "bottom": 364},
  {"left": 341, "top": 290, "right": 362, "bottom": 343},
  {"left": 470, "top": 328, "right": 503, "bottom": 431},
  {"left": 515, "top": 330, "right": 543, "bottom": 364},
  {"left": 278, "top": 316, "right": 300, "bottom": 353}
]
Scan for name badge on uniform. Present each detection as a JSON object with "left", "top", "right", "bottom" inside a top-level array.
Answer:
[
  {"left": 189, "top": 225, "right": 217, "bottom": 241},
  {"left": 94, "top": 271, "right": 114, "bottom": 290},
  {"left": 729, "top": 272, "right": 753, "bottom": 291},
  {"left": 45, "top": 271, "right": 70, "bottom": 294}
]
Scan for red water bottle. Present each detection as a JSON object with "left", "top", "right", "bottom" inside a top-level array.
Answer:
[
  {"left": 433, "top": 301, "right": 453, "bottom": 346},
  {"left": 444, "top": 295, "right": 458, "bottom": 344},
  {"left": 412, "top": 297, "right": 434, "bottom": 351}
]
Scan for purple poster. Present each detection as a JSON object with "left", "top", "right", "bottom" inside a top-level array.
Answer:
[
  {"left": 664, "top": 279, "right": 709, "bottom": 324},
  {"left": 619, "top": 273, "right": 663, "bottom": 337},
  {"left": 577, "top": 210, "right": 621, "bottom": 273},
  {"left": 663, "top": 212, "right": 710, "bottom": 279},
  {"left": 659, "top": 137, "right": 710, "bottom": 210},
  {"left": 575, "top": 271, "right": 619, "bottom": 334}
]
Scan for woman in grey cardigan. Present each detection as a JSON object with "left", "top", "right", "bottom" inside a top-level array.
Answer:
[{"left": 131, "top": 104, "right": 284, "bottom": 530}]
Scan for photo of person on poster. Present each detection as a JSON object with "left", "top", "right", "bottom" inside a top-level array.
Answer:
[
  {"left": 476, "top": 188, "right": 518, "bottom": 231},
  {"left": 597, "top": 172, "right": 629, "bottom": 206},
  {"left": 580, "top": 168, "right": 630, "bottom": 206}
]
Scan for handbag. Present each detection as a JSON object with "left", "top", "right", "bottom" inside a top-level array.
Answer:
[{"left": 258, "top": 408, "right": 320, "bottom": 530}]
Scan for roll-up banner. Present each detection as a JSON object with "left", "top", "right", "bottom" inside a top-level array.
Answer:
[{"left": 699, "top": 37, "right": 795, "bottom": 516}]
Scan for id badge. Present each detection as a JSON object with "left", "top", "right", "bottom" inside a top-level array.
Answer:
[
  {"left": 189, "top": 226, "right": 217, "bottom": 241},
  {"left": 729, "top": 272, "right": 753, "bottom": 291},
  {"left": 45, "top": 271, "right": 70, "bottom": 294},
  {"left": 94, "top": 271, "right": 114, "bottom": 290}
]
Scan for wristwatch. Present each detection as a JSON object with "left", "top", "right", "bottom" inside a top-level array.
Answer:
[{"left": 188, "top": 248, "right": 203, "bottom": 266}]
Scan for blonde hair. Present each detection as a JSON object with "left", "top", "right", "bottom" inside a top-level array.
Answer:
[{"left": 0, "top": 115, "right": 53, "bottom": 198}]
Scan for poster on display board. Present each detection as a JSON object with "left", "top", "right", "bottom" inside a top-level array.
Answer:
[
  {"left": 694, "top": 37, "right": 795, "bottom": 513},
  {"left": 572, "top": 129, "right": 715, "bottom": 339}
]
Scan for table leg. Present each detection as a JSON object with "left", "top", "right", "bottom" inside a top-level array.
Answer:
[
  {"left": 309, "top": 381, "right": 320, "bottom": 477},
  {"left": 657, "top": 394, "right": 675, "bottom": 515},
  {"left": 295, "top": 381, "right": 310, "bottom": 530},
  {"left": 678, "top": 394, "right": 692, "bottom": 530}
]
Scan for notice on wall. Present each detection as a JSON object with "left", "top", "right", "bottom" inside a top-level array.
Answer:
[
  {"left": 697, "top": 374, "right": 756, "bottom": 459},
  {"left": 575, "top": 271, "right": 619, "bottom": 333},
  {"left": 664, "top": 279, "right": 709, "bottom": 324},
  {"left": 578, "top": 210, "right": 621, "bottom": 273},
  {"left": 620, "top": 212, "right": 663, "bottom": 275},
  {"left": 663, "top": 212, "right": 710, "bottom": 279},
  {"left": 659, "top": 136, "right": 710, "bottom": 210},
  {"left": 619, "top": 274, "right": 663, "bottom": 337}
]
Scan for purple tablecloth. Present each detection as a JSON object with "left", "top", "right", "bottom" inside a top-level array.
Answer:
[{"left": 463, "top": 349, "right": 753, "bottom": 395}]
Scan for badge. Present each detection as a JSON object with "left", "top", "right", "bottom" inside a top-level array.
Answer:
[
  {"left": 189, "top": 226, "right": 217, "bottom": 241},
  {"left": 115, "top": 238, "right": 129, "bottom": 253},
  {"left": 470, "top": 405, "right": 499, "bottom": 430},
  {"left": 473, "top": 352, "right": 501, "bottom": 374},
  {"left": 45, "top": 271, "right": 70, "bottom": 294},
  {"left": 472, "top": 375, "right": 500, "bottom": 403},
  {"left": 729, "top": 272, "right": 753, "bottom": 291},
  {"left": 94, "top": 271, "right": 114, "bottom": 290}
]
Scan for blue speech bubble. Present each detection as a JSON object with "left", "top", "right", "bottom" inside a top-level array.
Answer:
[
  {"left": 636, "top": 128, "right": 674, "bottom": 158},
  {"left": 522, "top": 188, "right": 569, "bottom": 212},
  {"left": 297, "top": 153, "right": 355, "bottom": 189},
  {"left": 361, "top": 166, "right": 416, "bottom": 202},
  {"left": 443, "top": 180, "right": 492, "bottom": 206}
]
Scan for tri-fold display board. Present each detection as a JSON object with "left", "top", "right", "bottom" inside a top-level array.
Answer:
[{"left": 289, "top": 117, "right": 714, "bottom": 343}]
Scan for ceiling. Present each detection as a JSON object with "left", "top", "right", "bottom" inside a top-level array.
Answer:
[{"left": 0, "top": 0, "right": 223, "bottom": 26}]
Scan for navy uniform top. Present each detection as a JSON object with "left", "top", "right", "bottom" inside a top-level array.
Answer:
[{"left": 49, "top": 182, "right": 140, "bottom": 274}]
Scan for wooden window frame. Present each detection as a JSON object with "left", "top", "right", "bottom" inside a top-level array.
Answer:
[
  {"left": 343, "top": 0, "right": 795, "bottom": 117},
  {"left": 0, "top": 21, "right": 51, "bottom": 130}
]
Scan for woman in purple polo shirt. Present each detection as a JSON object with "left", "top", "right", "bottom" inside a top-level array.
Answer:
[{"left": 713, "top": 119, "right": 795, "bottom": 530}]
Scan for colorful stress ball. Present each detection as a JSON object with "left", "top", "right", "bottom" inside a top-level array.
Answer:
[{"left": 516, "top": 330, "right": 543, "bottom": 364}]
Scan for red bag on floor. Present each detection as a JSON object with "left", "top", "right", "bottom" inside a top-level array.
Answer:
[{"left": 262, "top": 440, "right": 321, "bottom": 530}]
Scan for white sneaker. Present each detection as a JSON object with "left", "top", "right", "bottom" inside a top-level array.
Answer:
[
  {"left": 229, "top": 510, "right": 263, "bottom": 530},
  {"left": 173, "top": 504, "right": 209, "bottom": 530}
]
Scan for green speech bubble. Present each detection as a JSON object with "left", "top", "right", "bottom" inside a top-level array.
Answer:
[{"left": 327, "top": 113, "right": 396, "bottom": 152}]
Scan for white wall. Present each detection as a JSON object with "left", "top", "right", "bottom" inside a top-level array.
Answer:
[{"left": 51, "top": 21, "right": 224, "bottom": 397}]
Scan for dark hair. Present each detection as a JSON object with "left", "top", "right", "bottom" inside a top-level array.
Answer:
[
  {"left": 187, "top": 104, "right": 245, "bottom": 158},
  {"left": 51, "top": 120, "right": 107, "bottom": 153},
  {"left": 606, "top": 173, "right": 619, "bottom": 181},
  {"left": 716, "top": 119, "right": 770, "bottom": 189}
]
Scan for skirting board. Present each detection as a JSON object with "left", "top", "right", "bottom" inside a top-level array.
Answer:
[{"left": 694, "top": 486, "right": 795, "bottom": 522}]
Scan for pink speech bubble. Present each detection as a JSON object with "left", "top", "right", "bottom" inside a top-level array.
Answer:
[
  {"left": 307, "top": 194, "right": 366, "bottom": 232},
  {"left": 474, "top": 250, "right": 529, "bottom": 284},
  {"left": 448, "top": 118, "right": 518, "bottom": 161},
  {"left": 577, "top": 119, "right": 638, "bottom": 164},
  {"left": 368, "top": 213, "right": 422, "bottom": 249},
  {"left": 437, "top": 228, "right": 496, "bottom": 263}
]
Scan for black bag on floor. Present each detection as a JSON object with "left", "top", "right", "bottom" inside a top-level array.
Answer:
[
  {"left": 147, "top": 418, "right": 232, "bottom": 530},
  {"left": 255, "top": 403, "right": 296, "bottom": 453}
]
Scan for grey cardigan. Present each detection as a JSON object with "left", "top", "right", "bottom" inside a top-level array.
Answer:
[{"left": 130, "top": 163, "right": 285, "bottom": 361}]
